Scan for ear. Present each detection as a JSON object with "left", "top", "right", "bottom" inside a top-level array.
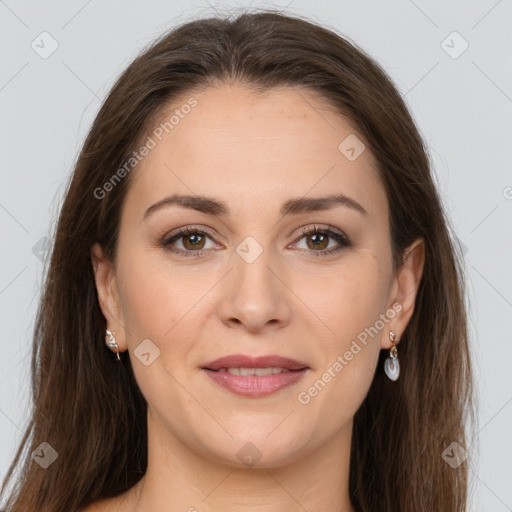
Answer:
[
  {"left": 90, "top": 242, "right": 127, "bottom": 351},
  {"left": 383, "top": 237, "right": 425, "bottom": 349}
]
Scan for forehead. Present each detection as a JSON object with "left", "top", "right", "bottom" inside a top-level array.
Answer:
[{"left": 122, "top": 84, "right": 387, "bottom": 222}]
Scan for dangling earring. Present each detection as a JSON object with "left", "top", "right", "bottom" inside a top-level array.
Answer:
[
  {"left": 105, "top": 329, "right": 121, "bottom": 362},
  {"left": 384, "top": 331, "right": 400, "bottom": 381}
]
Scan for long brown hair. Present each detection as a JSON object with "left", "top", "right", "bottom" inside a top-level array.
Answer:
[{"left": 1, "top": 9, "right": 476, "bottom": 511}]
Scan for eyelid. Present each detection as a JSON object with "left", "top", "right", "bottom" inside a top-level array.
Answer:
[
  {"left": 160, "top": 225, "right": 221, "bottom": 250},
  {"left": 292, "top": 223, "right": 346, "bottom": 238},
  {"left": 160, "top": 223, "right": 351, "bottom": 256},
  {"left": 165, "top": 224, "right": 217, "bottom": 240},
  {"left": 288, "top": 224, "right": 351, "bottom": 251}
]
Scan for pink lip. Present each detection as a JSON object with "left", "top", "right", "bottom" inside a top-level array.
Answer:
[
  {"left": 202, "top": 368, "right": 309, "bottom": 398},
  {"left": 201, "top": 354, "right": 310, "bottom": 398},
  {"left": 202, "top": 354, "right": 309, "bottom": 371}
]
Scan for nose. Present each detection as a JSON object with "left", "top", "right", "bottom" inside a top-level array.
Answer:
[{"left": 216, "top": 247, "right": 292, "bottom": 334}]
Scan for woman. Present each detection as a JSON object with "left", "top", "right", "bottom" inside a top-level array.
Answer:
[{"left": 0, "top": 9, "right": 476, "bottom": 512}]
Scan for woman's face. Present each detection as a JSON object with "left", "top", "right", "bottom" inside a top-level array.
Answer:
[{"left": 92, "top": 84, "right": 423, "bottom": 468}]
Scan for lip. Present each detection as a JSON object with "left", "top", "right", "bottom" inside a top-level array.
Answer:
[
  {"left": 202, "top": 368, "right": 309, "bottom": 398},
  {"left": 201, "top": 353, "right": 310, "bottom": 398},
  {"left": 202, "top": 354, "right": 309, "bottom": 371}
]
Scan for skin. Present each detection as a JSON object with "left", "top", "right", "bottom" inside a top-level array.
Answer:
[{"left": 88, "top": 84, "right": 425, "bottom": 512}]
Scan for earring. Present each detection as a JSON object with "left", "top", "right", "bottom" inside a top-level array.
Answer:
[
  {"left": 105, "top": 329, "right": 121, "bottom": 362},
  {"left": 384, "top": 331, "right": 400, "bottom": 381}
]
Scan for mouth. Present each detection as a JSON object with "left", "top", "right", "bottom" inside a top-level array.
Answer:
[
  {"left": 204, "top": 367, "right": 306, "bottom": 375},
  {"left": 201, "top": 354, "right": 310, "bottom": 397},
  {"left": 201, "top": 353, "right": 310, "bottom": 372}
]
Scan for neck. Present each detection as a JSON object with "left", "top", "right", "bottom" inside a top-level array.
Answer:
[{"left": 129, "top": 410, "right": 356, "bottom": 512}]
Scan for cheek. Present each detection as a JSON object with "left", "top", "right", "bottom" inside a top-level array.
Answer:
[
  {"left": 306, "top": 256, "right": 390, "bottom": 339},
  {"left": 116, "top": 251, "right": 204, "bottom": 338},
  {"left": 296, "top": 291, "right": 384, "bottom": 436},
  {"left": 115, "top": 254, "right": 201, "bottom": 409},
  {"left": 296, "top": 254, "right": 388, "bottom": 402}
]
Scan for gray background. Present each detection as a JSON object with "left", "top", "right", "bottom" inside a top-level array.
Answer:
[{"left": 1, "top": 0, "right": 511, "bottom": 509}]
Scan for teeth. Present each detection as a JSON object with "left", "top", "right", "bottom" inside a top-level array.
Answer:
[{"left": 220, "top": 367, "right": 290, "bottom": 376}]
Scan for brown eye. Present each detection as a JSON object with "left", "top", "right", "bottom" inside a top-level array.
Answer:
[
  {"left": 161, "top": 227, "right": 217, "bottom": 255},
  {"left": 305, "top": 232, "right": 329, "bottom": 251},
  {"left": 181, "top": 232, "right": 206, "bottom": 250},
  {"left": 292, "top": 226, "right": 351, "bottom": 256}
]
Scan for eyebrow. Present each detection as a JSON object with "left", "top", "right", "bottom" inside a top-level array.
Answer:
[{"left": 142, "top": 193, "right": 368, "bottom": 220}]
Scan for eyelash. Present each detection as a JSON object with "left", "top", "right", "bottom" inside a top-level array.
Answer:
[{"left": 160, "top": 224, "right": 351, "bottom": 258}]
